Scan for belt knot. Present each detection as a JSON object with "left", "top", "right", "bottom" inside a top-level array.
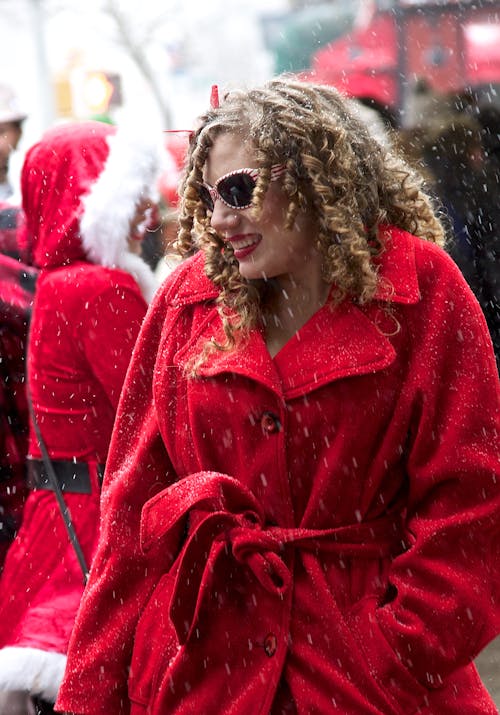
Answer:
[{"left": 140, "top": 471, "right": 403, "bottom": 644}]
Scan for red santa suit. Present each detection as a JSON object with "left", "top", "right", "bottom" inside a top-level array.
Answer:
[{"left": 0, "top": 120, "right": 161, "bottom": 702}]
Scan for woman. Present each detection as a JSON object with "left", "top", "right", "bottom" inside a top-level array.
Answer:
[
  {"left": 56, "top": 79, "right": 500, "bottom": 715},
  {"left": 0, "top": 119, "right": 161, "bottom": 713}
]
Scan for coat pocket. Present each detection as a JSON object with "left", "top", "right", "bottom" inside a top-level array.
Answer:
[
  {"left": 128, "top": 571, "right": 179, "bottom": 707},
  {"left": 345, "top": 594, "right": 431, "bottom": 715}
]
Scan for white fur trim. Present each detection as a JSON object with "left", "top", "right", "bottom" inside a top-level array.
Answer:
[
  {"left": 0, "top": 646, "right": 66, "bottom": 701},
  {"left": 80, "top": 120, "right": 164, "bottom": 302}
]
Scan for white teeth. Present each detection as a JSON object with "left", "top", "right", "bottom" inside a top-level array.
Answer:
[{"left": 231, "top": 236, "right": 258, "bottom": 249}]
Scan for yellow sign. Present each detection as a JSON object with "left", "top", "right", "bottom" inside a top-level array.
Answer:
[{"left": 82, "top": 71, "right": 115, "bottom": 113}]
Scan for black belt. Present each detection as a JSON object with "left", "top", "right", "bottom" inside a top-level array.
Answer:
[{"left": 27, "top": 459, "right": 105, "bottom": 494}]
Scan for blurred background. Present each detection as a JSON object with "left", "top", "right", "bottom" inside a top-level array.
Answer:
[{"left": 3, "top": 0, "right": 500, "bottom": 172}]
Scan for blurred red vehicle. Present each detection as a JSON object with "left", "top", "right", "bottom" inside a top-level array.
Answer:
[{"left": 310, "top": 0, "right": 500, "bottom": 125}]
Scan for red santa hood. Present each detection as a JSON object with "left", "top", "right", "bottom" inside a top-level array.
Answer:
[{"left": 21, "top": 119, "right": 163, "bottom": 302}]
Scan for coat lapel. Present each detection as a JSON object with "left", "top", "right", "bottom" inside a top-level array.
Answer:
[
  {"left": 273, "top": 300, "right": 397, "bottom": 398},
  {"left": 173, "top": 301, "right": 397, "bottom": 399},
  {"left": 172, "top": 227, "right": 422, "bottom": 397},
  {"left": 174, "top": 310, "right": 284, "bottom": 396},
  {"left": 272, "top": 227, "right": 423, "bottom": 397}
]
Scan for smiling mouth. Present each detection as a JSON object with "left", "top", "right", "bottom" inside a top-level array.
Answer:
[
  {"left": 228, "top": 234, "right": 260, "bottom": 249},
  {"left": 226, "top": 234, "right": 262, "bottom": 260}
]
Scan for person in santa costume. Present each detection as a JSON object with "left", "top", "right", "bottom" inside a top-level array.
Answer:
[
  {"left": 57, "top": 79, "right": 499, "bottom": 715},
  {"left": 0, "top": 119, "right": 161, "bottom": 714}
]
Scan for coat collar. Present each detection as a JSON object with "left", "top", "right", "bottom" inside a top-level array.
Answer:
[
  {"left": 372, "top": 225, "right": 421, "bottom": 304},
  {"left": 172, "top": 227, "right": 421, "bottom": 396},
  {"left": 175, "top": 299, "right": 398, "bottom": 398}
]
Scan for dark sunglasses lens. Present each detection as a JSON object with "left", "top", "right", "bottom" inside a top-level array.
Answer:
[
  {"left": 198, "top": 185, "right": 214, "bottom": 211},
  {"left": 218, "top": 173, "right": 256, "bottom": 208}
]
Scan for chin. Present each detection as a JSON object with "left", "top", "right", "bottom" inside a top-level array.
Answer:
[{"left": 236, "top": 263, "right": 262, "bottom": 281}]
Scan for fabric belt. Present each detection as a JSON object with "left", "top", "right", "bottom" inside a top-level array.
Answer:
[
  {"left": 27, "top": 458, "right": 105, "bottom": 494},
  {"left": 140, "top": 471, "right": 407, "bottom": 645}
]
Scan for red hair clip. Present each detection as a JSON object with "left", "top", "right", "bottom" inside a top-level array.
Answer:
[
  {"left": 210, "top": 85, "right": 219, "bottom": 109},
  {"left": 163, "top": 85, "right": 219, "bottom": 137},
  {"left": 163, "top": 129, "right": 194, "bottom": 141}
]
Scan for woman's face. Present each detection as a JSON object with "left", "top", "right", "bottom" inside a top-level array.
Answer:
[{"left": 203, "top": 133, "right": 321, "bottom": 287}]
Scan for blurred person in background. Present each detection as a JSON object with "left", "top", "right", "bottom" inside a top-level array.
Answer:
[
  {"left": 56, "top": 78, "right": 499, "bottom": 715},
  {"left": 0, "top": 206, "right": 36, "bottom": 571},
  {"left": 0, "top": 119, "right": 161, "bottom": 715},
  {"left": 400, "top": 102, "right": 499, "bottom": 370},
  {"left": 473, "top": 104, "right": 500, "bottom": 368},
  {"left": 418, "top": 113, "right": 486, "bottom": 296},
  {"left": 138, "top": 132, "right": 190, "bottom": 283},
  {"left": 0, "top": 84, "right": 27, "bottom": 202}
]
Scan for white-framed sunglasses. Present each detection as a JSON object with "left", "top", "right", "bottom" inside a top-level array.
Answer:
[{"left": 199, "top": 164, "right": 286, "bottom": 211}]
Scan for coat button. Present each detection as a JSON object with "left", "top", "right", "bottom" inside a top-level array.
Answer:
[
  {"left": 264, "top": 633, "right": 277, "bottom": 657},
  {"left": 260, "top": 412, "right": 281, "bottom": 435}
]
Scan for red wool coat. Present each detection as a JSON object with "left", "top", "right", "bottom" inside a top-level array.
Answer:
[{"left": 57, "top": 227, "right": 500, "bottom": 715}]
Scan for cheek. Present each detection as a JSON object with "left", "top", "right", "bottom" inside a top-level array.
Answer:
[
  {"left": 259, "top": 184, "right": 289, "bottom": 219},
  {"left": 256, "top": 206, "right": 287, "bottom": 239},
  {"left": 0, "top": 132, "right": 18, "bottom": 150}
]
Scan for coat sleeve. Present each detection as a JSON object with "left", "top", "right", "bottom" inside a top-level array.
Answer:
[
  {"left": 55, "top": 270, "right": 187, "bottom": 715},
  {"left": 354, "top": 245, "right": 500, "bottom": 711}
]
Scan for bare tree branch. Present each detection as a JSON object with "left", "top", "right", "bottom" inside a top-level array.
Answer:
[{"left": 103, "top": 0, "right": 173, "bottom": 127}]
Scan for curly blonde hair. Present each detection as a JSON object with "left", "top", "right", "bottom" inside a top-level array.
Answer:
[{"left": 176, "top": 76, "right": 445, "bottom": 355}]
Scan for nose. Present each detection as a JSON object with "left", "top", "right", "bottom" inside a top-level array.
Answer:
[{"left": 209, "top": 198, "right": 240, "bottom": 236}]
